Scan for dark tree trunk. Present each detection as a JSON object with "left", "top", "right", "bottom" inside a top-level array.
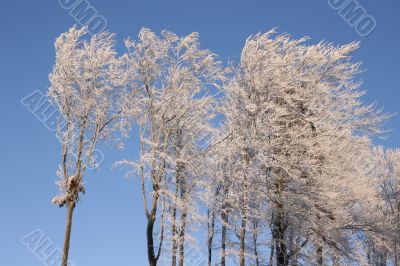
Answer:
[
  {"left": 269, "top": 236, "right": 275, "bottom": 266},
  {"left": 221, "top": 209, "right": 227, "bottom": 266},
  {"left": 147, "top": 190, "right": 159, "bottom": 266},
  {"left": 179, "top": 212, "right": 186, "bottom": 266},
  {"left": 178, "top": 173, "right": 187, "bottom": 266},
  {"left": 147, "top": 213, "right": 158, "bottom": 266},
  {"left": 274, "top": 215, "right": 287, "bottom": 266},
  {"left": 273, "top": 199, "right": 287, "bottom": 266},
  {"left": 61, "top": 201, "right": 75, "bottom": 266},
  {"left": 253, "top": 220, "right": 260, "bottom": 266},
  {"left": 171, "top": 180, "right": 179, "bottom": 266},
  {"left": 367, "top": 246, "right": 372, "bottom": 265},
  {"left": 221, "top": 182, "right": 229, "bottom": 266},
  {"left": 316, "top": 246, "right": 323, "bottom": 266},
  {"left": 207, "top": 208, "right": 216, "bottom": 266},
  {"left": 273, "top": 171, "right": 287, "bottom": 266},
  {"left": 178, "top": 211, "right": 187, "bottom": 266},
  {"left": 239, "top": 148, "right": 251, "bottom": 266},
  {"left": 239, "top": 217, "right": 246, "bottom": 266}
]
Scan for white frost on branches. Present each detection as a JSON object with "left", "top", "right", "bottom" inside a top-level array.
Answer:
[
  {"left": 46, "top": 26, "right": 399, "bottom": 266},
  {"left": 48, "top": 26, "right": 122, "bottom": 206}
]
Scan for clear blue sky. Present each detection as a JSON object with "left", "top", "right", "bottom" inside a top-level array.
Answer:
[{"left": 1, "top": 1, "right": 399, "bottom": 265}]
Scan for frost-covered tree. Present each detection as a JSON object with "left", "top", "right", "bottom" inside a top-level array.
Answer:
[
  {"left": 380, "top": 148, "right": 400, "bottom": 264},
  {"left": 48, "top": 26, "right": 121, "bottom": 266},
  {"left": 117, "top": 28, "right": 225, "bottom": 266},
  {"left": 44, "top": 25, "right": 397, "bottom": 266},
  {"left": 361, "top": 146, "right": 400, "bottom": 265},
  {"left": 214, "top": 30, "right": 388, "bottom": 266}
]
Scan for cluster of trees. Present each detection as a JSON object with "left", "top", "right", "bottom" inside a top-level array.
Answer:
[{"left": 47, "top": 26, "right": 400, "bottom": 266}]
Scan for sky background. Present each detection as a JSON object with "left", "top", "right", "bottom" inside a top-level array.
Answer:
[{"left": 0, "top": 0, "right": 399, "bottom": 265}]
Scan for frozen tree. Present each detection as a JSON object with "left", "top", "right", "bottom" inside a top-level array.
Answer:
[
  {"left": 48, "top": 26, "right": 121, "bottom": 266},
  {"left": 44, "top": 25, "right": 398, "bottom": 266},
  {"left": 382, "top": 148, "right": 400, "bottom": 264},
  {"left": 117, "top": 28, "right": 226, "bottom": 266},
  {"left": 203, "top": 130, "right": 236, "bottom": 266},
  {"left": 215, "top": 30, "right": 388, "bottom": 266},
  {"left": 361, "top": 147, "right": 400, "bottom": 265}
]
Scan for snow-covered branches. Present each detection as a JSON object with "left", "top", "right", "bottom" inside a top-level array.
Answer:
[
  {"left": 48, "top": 26, "right": 123, "bottom": 265},
  {"left": 49, "top": 26, "right": 121, "bottom": 207},
  {"left": 46, "top": 26, "right": 398, "bottom": 266},
  {"left": 204, "top": 30, "right": 391, "bottom": 266},
  {"left": 117, "top": 28, "right": 226, "bottom": 266}
]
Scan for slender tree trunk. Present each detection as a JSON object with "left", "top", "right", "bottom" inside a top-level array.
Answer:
[
  {"left": 178, "top": 173, "right": 187, "bottom": 266},
  {"left": 367, "top": 246, "right": 371, "bottom": 265},
  {"left": 221, "top": 180, "right": 229, "bottom": 266},
  {"left": 207, "top": 208, "right": 216, "bottom": 266},
  {"left": 147, "top": 192, "right": 159, "bottom": 266},
  {"left": 273, "top": 197, "right": 287, "bottom": 266},
  {"left": 316, "top": 246, "right": 323, "bottom": 266},
  {"left": 178, "top": 213, "right": 187, "bottom": 266},
  {"left": 145, "top": 89, "right": 163, "bottom": 266},
  {"left": 253, "top": 220, "right": 260, "bottom": 266},
  {"left": 147, "top": 215, "right": 157, "bottom": 266},
  {"left": 239, "top": 148, "right": 250, "bottom": 266},
  {"left": 239, "top": 217, "right": 246, "bottom": 266},
  {"left": 171, "top": 181, "right": 179, "bottom": 266},
  {"left": 274, "top": 211, "right": 287, "bottom": 266},
  {"left": 269, "top": 236, "right": 275, "bottom": 266},
  {"left": 273, "top": 172, "right": 287, "bottom": 266},
  {"left": 221, "top": 209, "right": 227, "bottom": 266},
  {"left": 61, "top": 201, "right": 75, "bottom": 266}
]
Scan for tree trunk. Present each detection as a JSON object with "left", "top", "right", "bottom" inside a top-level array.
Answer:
[
  {"left": 273, "top": 200, "right": 287, "bottom": 266},
  {"left": 239, "top": 148, "right": 250, "bottom": 266},
  {"left": 221, "top": 181, "right": 229, "bottom": 266},
  {"left": 62, "top": 201, "right": 75, "bottom": 266},
  {"left": 269, "top": 236, "right": 275, "bottom": 266},
  {"left": 239, "top": 217, "right": 246, "bottom": 266},
  {"left": 274, "top": 214, "right": 287, "bottom": 266},
  {"left": 178, "top": 173, "right": 187, "bottom": 266},
  {"left": 147, "top": 214, "right": 157, "bottom": 266},
  {"left": 253, "top": 220, "right": 260, "bottom": 266},
  {"left": 221, "top": 209, "right": 227, "bottom": 266},
  {"left": 207, "top": 208, "right": 216, "bottom": 266},
  {"left": 147, "top": 192, "right": 159, "bottom": 266},
  {"left": 367, "top": 246, "right": 371, "bottom": 265},
  {"left": 273, "top": 171, "right": 287, "bottom": 266},
  {"left": 171, "top": 181, "right": 179, "bottom": 266},
  {"left": 316, "top": 246, "right": 323, "bottom": 266},
  {"left": 178, "top": 212, "right": 187, "bottom": 266}
]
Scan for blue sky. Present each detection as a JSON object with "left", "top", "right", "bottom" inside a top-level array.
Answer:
[{"left": 0, "top": 0, "right": 399, "bottom": 265}]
